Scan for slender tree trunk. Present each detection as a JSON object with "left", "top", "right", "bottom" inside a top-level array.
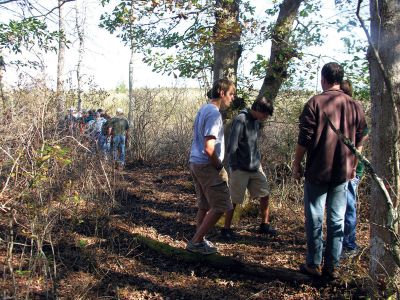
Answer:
[
  {"left": 257, "top": 0, "right": 303, "bottom": 102},
  {"left": 75, "top": 1, "right": 86, "bottom": 112},
  {"left": 128, "top": 47, "right": 134, "bottom": 125},
  {"left": 0, "top": 69, "right": 12, "bottom": 123},
  {"left": 57, "top": 0, "right": 66, "bottom": 119},
  {"left": 212, "top": 0, "right": 241, "bottom": 84},
  {"left": 128, "top": 0, "right": 135, "bottom": 157},
  {"left": 0, "top": 54, "right": 11, "bottom": 123},
  {"left": 368, "top": 0, "right": 400, "bottom": 295}
]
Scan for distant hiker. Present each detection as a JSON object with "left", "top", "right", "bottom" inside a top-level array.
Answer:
[
  {"left": 292, "top": 62, "right": 367, "bottom": 279},
  {"left": 221, "top": 96, "right": 277, "bottom": 241},
  {"left": 99, "top": 113, "right": 111, "bottom": 156},
  {"left": 340, "top": 79, "right": 369, "bottom": 257},
  {"left": 91, "top": 112, "right": 107, "bottom": 150},
  {"left": 84, "top": 109, "right": 95, "bottom": 123},
  {"left": 64, "top": 107, "right": 77, "bottom": 134},
  {"left": 108, "top": 108, "right": 129, "bottom": 168},
  {"left": 186, "top": 78, "right": 235, "bottom": 255}
]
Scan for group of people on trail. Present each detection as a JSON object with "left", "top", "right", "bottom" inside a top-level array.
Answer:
[
  {"left": 64, "top": 107, "right": 130, "bottom": 168},
  {"left": 186, "top": 62, "right": 368, "bottom": 281}
]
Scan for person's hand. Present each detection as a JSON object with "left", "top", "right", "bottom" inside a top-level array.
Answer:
[
  {"left": 351, "top": 167, "right": 357, "bottom": 179},
  {"left": 218, "top": 166, "right": 229, "bottom": 183},
  {"left": 292, "top": 162, "right": 303, "bottom": 181}
]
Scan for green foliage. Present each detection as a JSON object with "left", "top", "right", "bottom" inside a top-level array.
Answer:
[
  {"left": 115, "top": 81, "right": 128, "bottom": 93},
  {"left": 333, "top": 1, "right": 370, "bottom": 99},
  {"left": 0, "top": 17, "right": 63, "bottom": 55},
  {"left": 14, "top": 270, "right": 31, "bottom": 276},
  {"left": 77, "top": 239, "right": 88, "bottom": 248},
  {"left": 100, "top": 0, "right": 256, "bottom": 80},
  {"left": 250, "top": 54, "right": 269, "bottom": 79},
  {"left": 245, "top": 1, "right": 324, "bottom": 92},
  {"left": 30, "top": 144, "right": 71, "bottom": 188}
]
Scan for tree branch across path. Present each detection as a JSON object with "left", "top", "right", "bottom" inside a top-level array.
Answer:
[
  {"left": 112, "top": 219, "right": 314, "bottom": 284},
  {"left": 325, "top": 113, "right": 400, "bottom": 268}
]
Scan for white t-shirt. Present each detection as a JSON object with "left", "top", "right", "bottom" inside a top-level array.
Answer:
[{"left": 189, "top": 103, "right": 224, "bottom": 164}]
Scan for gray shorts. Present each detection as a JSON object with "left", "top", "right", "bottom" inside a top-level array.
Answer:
[
  {"left": 189, "top": 163, "right": 232, "bottom": 213},
  {"left": 229, "top": 165, "right": 270, "bottom": 204}
]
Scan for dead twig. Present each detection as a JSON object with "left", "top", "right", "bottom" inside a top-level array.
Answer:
[{"left": 324, "top": 113, "right": 400, "bottom": 268}]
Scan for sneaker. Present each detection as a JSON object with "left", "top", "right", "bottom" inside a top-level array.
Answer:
[
  {"left": 203, "top": 238, "right": 215, "bottom": 248},
  {"left": 342, "top": 247, "right": 359, "bottom": 259},
  {"left": 220, "top": 228, "right": 236, "bottom": 241},
  {"left": 322, "top": 265, "right": 340, "bottom": 280},
  {"left": 259, "top": 223, "right": 278, "bottom": 236},
  {"left": 186, "top": 240, "right": 218, "bottom": 255},
  {"left": 299, "top": 263, "right": 322, "bottom": 277}
]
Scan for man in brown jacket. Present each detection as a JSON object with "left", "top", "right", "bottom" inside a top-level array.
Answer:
[{"left": 292, "top": 62, "right": 367, "bottom": 279}]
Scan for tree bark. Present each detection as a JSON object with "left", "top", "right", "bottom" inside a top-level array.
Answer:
[
  {"left": 57, "top": 0, "right": 66, "bottom": 119},
  {"left": 75, "top": 2, "right": 86, "bottom": 112},
  {"left": 368, "top": 0, "right": 400, "bottom": 292},
  {"left": 128, "top": 0, "right": 135, "bottom": 154},
  {"left": 212, "top": 0, "right": 241, "bottom": 84},
  {"left": 0, "top": 54, "right": 11, "bottom": 123},
  {"left": 257, "top": 0, "right": 303, "bottom": 102}
]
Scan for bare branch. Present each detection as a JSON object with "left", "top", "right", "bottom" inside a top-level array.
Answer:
[
  {"left": 0, "top": 0, "right": 19, "bottom": 4},
  {"left": 31, "top": 0, "right": 75, "bottom": 18},
  {"left": 324, "top": 113, "right": 400, "bottom": 268}
]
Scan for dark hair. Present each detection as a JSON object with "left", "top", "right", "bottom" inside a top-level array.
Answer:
[
  {"left": 251, "top": 96, "right": 274, "bottom": 116},
  {"left": 321, "top": 62, "right": 344, "bottom": 85},
  {"left": 208, "top": 78, "right": 235, "bottom": 99},
  {"left": 340, "top": 79, "right": 353, "bottom": 97}
]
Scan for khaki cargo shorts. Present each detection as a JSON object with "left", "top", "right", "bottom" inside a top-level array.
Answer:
[
  {"left": 189, "top": 163, "right": 232, "bottom": 213},
  {"left": 229, "top": 165, "right": 270, "bottom": 204}
]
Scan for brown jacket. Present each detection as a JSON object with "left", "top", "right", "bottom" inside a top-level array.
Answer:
[{"left": 298, "top": 89, "right": 367, "bottom": 184}]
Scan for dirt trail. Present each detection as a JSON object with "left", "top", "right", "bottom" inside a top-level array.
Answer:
[{"left": 2, "top": 163, "right": 371, "bottom": 299}]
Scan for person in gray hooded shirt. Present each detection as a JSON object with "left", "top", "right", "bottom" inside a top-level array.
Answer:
[{"left": 221, "top": 96, "right": 277, "bottom": 240}]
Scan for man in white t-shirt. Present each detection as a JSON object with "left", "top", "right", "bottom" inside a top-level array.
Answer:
[{"left": 186, "top": 78, "right": 235, "bottom": 255}]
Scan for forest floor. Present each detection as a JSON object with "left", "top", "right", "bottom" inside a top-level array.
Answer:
[{"left": 1, "top": 162, "right": 372, "bottom": 299}]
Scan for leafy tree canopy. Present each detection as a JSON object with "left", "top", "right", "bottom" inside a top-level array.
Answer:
[
  {"left": 100, "top": 0, "right": 344, "bottom": 94},
  {"left": 100, "top": 0, "right": 256, "bottom": 79},
  {"left": 0, "top": 17, "right": 60, "bottom": 54},
  {"left": 0, "top": 1, "right": 70, "bottom": 67}
]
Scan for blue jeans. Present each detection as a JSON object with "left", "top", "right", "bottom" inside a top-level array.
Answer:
[
  {"left": 304, "top": 181, "right": 348, "bottom": 267},
  {"left": 343, "top": 176, "right": 360, "bottom": 250},
  {"left": 98, "top": 134, "right": 110, "bottom": 156},
  {"left": 113, "top": 134, "right": 126, "bottom": 165}
]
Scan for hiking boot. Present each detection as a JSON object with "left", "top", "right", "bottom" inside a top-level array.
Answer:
[
  {"left": 342, "top": 247, "right": 359, "bottom": 259},
  {"left": 220, "top": 228, "right": 236, "bottom": 241},
  {"left": 299, "top": 263, "right": 322, "bottom": 277},
  {"left": 322, "top": 265, "right": 340, "bottom": 280},
  {"left": 259, "top": 223, "right": 278, "bottom": 236},
  {"left": 186, "top": 240, "right": 218, "bottom": 255}
]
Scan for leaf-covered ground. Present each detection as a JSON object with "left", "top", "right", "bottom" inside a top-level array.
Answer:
[{"left": 1, "top": 163, "right": 372, "bottom": 299}]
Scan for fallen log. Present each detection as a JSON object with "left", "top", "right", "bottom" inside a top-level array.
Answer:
[{"left": 132, "top": 233, "right": 311, "bottom": 284}]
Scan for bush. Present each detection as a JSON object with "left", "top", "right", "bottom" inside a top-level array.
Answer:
[{"left": 0, "top": 81, "right": 119, "bottom": 298}]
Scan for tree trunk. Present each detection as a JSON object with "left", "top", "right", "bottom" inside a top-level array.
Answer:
[
  {"left": 57, "top": 0, "right": 66, "bottom": 119},
  {"left": 212, "top": 0, "right": 241, "bottom": 84},
  {"left": 257, "top": 0, "right": 303, "bottom": 102},
  {"left": 128, "top": 0, "right": 135, "bottom": 156},
  {"left": 368, "top": 0, "right": 400, "bottom": 294},
  {"left": 0, "top": 54, "right": 11, "bottom": 123},
  {"left": 128, "top": 43, "right": 134, "bottom": 126},
  {"left": 75, "top": 2, "right": 86, "bottom": 112}
]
